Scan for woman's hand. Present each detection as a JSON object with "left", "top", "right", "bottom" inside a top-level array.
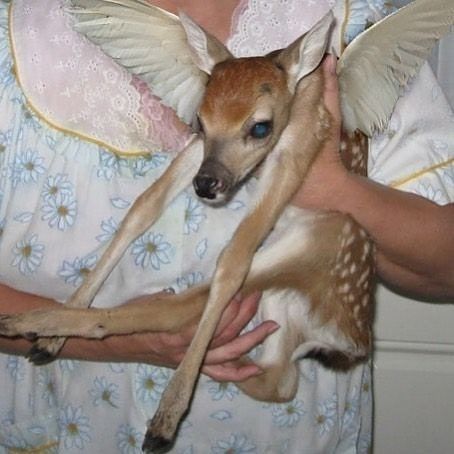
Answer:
[
  {"left": 292, "top": 54, "right": 348, "bottom": 212},
  {"left": 118, "top": 290, "right": 278, "bottom": 382}
]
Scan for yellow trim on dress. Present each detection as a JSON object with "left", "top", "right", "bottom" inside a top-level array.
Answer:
[
  {"left": 389, "top": 157, "right": 454, "bottom": 189},
  {"left": 8, "top": 440, "right": 58, "bottom": 454},
  {"left": 8, "top": 2, "right": 152, "bottom": 158}
]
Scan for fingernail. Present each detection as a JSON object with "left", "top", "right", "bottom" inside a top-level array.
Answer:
[
  {"left": 251, "top": 367, "right": 265, "bottom": 377},
  {"left": 267, "top": 322, "right": 280, "bottom": 334}
]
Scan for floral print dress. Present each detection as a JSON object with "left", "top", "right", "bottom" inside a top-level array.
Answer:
[{"left": 0, "top": 0, "right": 453, "bottom": 453}]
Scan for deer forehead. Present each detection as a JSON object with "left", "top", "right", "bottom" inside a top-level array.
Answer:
[{"left": 199, "top": 57, "right": 290, "bottom": 132}]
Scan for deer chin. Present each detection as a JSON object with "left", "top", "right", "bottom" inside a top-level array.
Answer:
[
  {"left": 199, "top": 191, "right": 230, "bottom": 207},
  {"left": 193, "top": 177, "right": 240, "bottom": 207}
]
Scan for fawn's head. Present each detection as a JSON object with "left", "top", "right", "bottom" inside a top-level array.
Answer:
[{"left": 180, "top": 11, "right": 334, "bottom": 203}]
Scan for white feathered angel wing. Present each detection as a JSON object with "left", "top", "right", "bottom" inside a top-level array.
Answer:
[
  {"left": 338, "top": 0, "right": 454, "bottom": 136},
  {"left": 69, "top": 0, "right": 208, "bottom": 125}
]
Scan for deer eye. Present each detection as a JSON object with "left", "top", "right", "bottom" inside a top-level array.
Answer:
[{"left": 250, "top": 121, "right": 272, "bottom": 139}]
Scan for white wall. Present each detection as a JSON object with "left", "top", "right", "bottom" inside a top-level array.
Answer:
[{"left": 372, "top": 18, "right": 454, "bottom": 454}]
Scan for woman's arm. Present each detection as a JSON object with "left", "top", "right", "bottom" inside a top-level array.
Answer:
[
  {"left": 325, "top": 172, "right": 454, "bottom": 299},
  {"left": 0, "top": 283, "right": 277, "bottom": 381},
  {"left": 293, "top": 56, "right": 454, "bottom": 300}
]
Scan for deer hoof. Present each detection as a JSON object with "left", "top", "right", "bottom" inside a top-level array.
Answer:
[
  {"left": 142, "top": 432, "right": 173, "bottom": 453},
  {"left": 27, "top": 344, "right": 58, "bottom": 366}
]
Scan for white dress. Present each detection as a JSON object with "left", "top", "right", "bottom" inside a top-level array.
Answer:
[{"left": 0, "top": 0, "right": 452, "bottom": 452}]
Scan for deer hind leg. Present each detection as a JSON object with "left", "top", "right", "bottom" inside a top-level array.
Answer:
[
  {"left": 23, "top": 138, "right": 203, "bottom": 364},
  {"left": 234, "top": 339, "right": 356, "bottom": 403},
  {"left": 238, "top": 211, "right": 374, "bottom": 402},
  {"left": 237, "top": 359, "right": 300, "bottom": 402},
  {"left": 235, "top": 290, "right": 302, "bottom": 403},
  {"left": 237, "top": 346, "right": 362, "bottom": 403},
  {"left": 235, "top": 286, "right": 360, "bottom": 403}
]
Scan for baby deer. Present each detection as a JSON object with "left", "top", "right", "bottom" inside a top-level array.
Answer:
[{"left": 0, "top": 0, "right": 452, "bottom": 451}]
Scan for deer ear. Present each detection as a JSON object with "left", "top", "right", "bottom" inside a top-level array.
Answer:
[
  {"left": 179, "top": 11, "right": 233, "bottom": 74},
  {"left": 275, "top": 11, "right": 334, "bottom": 92}
]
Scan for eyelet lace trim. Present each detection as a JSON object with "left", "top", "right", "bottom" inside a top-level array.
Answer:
[{"left": 9, "top": 0, "right": 190, "bottom": 156}]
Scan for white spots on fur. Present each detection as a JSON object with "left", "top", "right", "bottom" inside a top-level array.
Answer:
[
  {"left": 361, "top": 242, "right": 372, "bottom": 262},
  {"left": 357, "top": 267, "right": 370, "bottom": 288},
  {"left": 342, "top": 221, "right": 352, "bottom": 236},
  {"left": 351, "top": 155, "right": 365, "bottom": 170},
  {"left": 345, "top": 235, "right": 355, "bottom": 247},
  {"left": 350, "top": 143, "right": 365, "bottom": 170},
  {"left": 339, "top": 282, "right": 351, "bottom": 294},
  {"left": 353, "top": 303, "right": 365, "bottom": 332},
  {"left": 353, "top": 304, "right": 361, "bottom": 318},
  {"left": 343, "top": 251, "right": 352, "bottom": 264},
  {"left": 324, "top": 215, "right": 373, "bottom": 350},
  {"left": 352, "top": 144, "right": 361, "bottom": 156}
]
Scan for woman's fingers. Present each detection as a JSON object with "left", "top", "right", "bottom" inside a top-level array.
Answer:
[
  {"left": 205, "top": 320, "right": 279, "bottom": 365},
  {"left": 129, "top": 290, "right": 271, "bottom": 376},
  {"left": 202, "top": 361, "right": 263, "bottom": 383},
  {"left": 200, "top": 317, "right": 280, "bottom": 382},
  {"left": 211, "top": 291, "right": 262, "bottom": 348}
]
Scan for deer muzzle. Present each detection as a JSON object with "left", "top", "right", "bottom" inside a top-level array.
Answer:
[{"left": 193, "top": 160, "right": 234, "bottom": 203}]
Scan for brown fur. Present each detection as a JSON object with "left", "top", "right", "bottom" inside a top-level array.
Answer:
[{"left": 201, "top": 58, "right": 289, "bottom": 128}]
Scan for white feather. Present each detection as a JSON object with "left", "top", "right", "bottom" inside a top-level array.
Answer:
[
  {"left": 69, "top": 0, "right": 453, "bottom": 135},
  {"left": 338, "top": 0, "right": 454, "bottom": 135},
  {"left": 69, "top": 0, "right": 208, "bottom": 125}
]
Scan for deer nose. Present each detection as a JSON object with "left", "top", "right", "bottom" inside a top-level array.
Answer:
[{"left": 193, "top": 174, "right": 220, "bottom": 199}]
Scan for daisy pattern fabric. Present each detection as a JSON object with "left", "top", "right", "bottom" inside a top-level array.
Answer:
[{"left": 0, "top": 1, "right": 452, "bottom": 454}]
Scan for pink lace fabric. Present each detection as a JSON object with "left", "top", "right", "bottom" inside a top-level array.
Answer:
[
  {"left": 131, "top": 77, "right": 191, "bottom": 153},
  {"left": 10, "top": 0, "right": 190, "bottom": 155}
]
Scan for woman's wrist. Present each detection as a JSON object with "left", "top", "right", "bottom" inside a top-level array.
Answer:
[
  {"left": 326, "top": 171, "right": 368, "bottom": 215},
  {"left": 292, "top": 154, "right": 352, "bottom": 213}
]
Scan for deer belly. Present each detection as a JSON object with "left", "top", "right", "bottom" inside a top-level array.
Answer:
[
  {"left": 256, "top": 288, "right": 365, "bottom": 368},
  {"left": 248, "top": 206, "right": 368, "bottom": 368}
]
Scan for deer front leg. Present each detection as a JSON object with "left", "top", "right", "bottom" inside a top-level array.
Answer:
[
  {"left": 143, "top": 106, "right": 329, "bottom": 451},
  {"left": 24, "top": 138, "right": 203, "bottom": 364}
]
